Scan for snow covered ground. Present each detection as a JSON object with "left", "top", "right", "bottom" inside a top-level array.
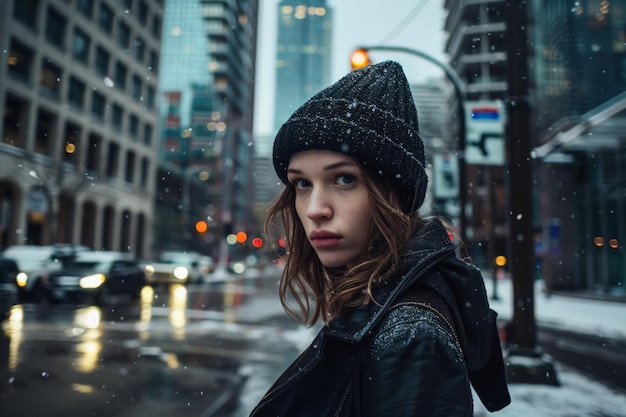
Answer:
[{"left": 475, "top": 276, "right": 626, "bottom": 416}]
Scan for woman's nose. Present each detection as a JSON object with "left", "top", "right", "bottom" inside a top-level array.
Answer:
[{"left": 306, "top": 188, "right": 332, "bottom": 220}]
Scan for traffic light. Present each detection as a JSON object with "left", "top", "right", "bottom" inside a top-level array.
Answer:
[
  {"left": 350, "top": 48, "right": 370, "bottom": 70},
  {"left": 235, "top": 231, "right": 248, "bottom": 244},
  {"left": 252, "top": 237, "right": 263, "bottom": 248}
]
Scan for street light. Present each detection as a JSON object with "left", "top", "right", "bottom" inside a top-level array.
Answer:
[{"left": 349, "top": 46, "right": 468, "bottom": 242}]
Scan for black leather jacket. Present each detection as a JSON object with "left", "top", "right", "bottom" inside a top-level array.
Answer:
[{"left": 250, "top": 219, "right": 510, "bottom": 416}]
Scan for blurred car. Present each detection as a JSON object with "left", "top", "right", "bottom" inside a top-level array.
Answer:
[
  {"left": 45, "top": 251, "right": 146, "bottom": 305},
  {"left": 143, "top": 251, "right": 214, "bottom": 285},
  {"left": 0, "top": 258, "right": 19, "bottom": 317},
  {"left": 2, "top": 245, "right": 67, "bottom": 301}
]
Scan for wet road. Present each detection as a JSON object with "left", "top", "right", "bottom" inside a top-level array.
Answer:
[{"left": 0, "top": 270, "right": 317, "bottom": 417}]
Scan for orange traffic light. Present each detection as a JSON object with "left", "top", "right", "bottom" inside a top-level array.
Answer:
[
  {"left": 350, "top": 48, "right": 370, "bottom": 70},
  {"left": 236, "top": 231, "right": 248, "bottom": 243},
  {"left": 195, "top": 220, "right": 208, "bottom": 234}
]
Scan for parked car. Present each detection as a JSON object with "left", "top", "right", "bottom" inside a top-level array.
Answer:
[
  {"left": 2, "top": 245, "right": 67, "bottom": 301},
  {"left": 143, "top": 251, "right": 214, "bottom": 285},
  {"left": 45, "top": 251, "right": 146, "bottom": 305},
  {"left": 0, "top": 257, "right": 19, "bottom": 317}
]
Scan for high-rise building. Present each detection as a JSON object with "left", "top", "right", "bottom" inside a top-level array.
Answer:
[
  {"left": 532, "top": 0, "right": 626, "bottom": 295},
  {"left": 155, "top": 0, "right": 260, "bottom": 262},
  {"left": 0, "top": 0, "right": 163, "bottom": 257},
  {"left": 444, "top": 0, "right": 508, "bottom": 269},
  {"left": 273, "top": 0, "right": 332, "bottom": 131},
  {"left": 444, "top": 0, "right": 626, "bottom": 295},
  {"left": 444, "top": 1, "right": 507, "bottom": 100}
]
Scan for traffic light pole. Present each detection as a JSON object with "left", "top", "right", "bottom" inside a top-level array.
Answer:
[
  {"left": 353, "top": 46, "right": 468, "bottom": 241},
  {"left": 504, "top": 0, "right": 558, "bottom": 385}
]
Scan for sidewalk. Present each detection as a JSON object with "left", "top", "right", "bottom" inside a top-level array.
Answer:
[{"left": 474, "top": 275, "right": 626, "bottom": 416}]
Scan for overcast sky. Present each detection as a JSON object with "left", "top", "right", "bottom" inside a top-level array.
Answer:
[{"left": 253, "top": 0, "right": 448, "bottom": 137}]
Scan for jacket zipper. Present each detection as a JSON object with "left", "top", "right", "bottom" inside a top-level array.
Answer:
[
  {"left": 334, "top": 371, "right": 354, "bottom": 416},
  {"left": 391, "top": 301, "right": 463, "bottom": 355}
]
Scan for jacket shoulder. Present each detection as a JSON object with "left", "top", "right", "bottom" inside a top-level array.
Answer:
[{"left": 371, "top": 303, "right": 464, "bottom": 361}]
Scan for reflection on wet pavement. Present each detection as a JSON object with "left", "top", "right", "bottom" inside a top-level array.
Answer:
[{"left": 0, "top": 273, "right": 307, "bottom": 416}]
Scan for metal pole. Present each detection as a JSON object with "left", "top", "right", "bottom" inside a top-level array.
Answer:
[
  {"left": 504, "top": 0, "right": 536, "bottom": 350},
  {"left": 504, "top": 0, "right": 557, "bottom": 385}
]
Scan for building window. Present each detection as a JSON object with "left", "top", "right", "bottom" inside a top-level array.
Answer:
[
  {"left": 35, "top": 109, "right": 57, "bottom": 156},
  {"left": 63, "top": 121, "right": 81, "bottom": 165},
  {"left": 7, "top": 39, "right": 34, "bottom": 83},
  {"left": 40, "top": 59, "right": 63, "bottom": 98},
  {"left": 148, "top": 50, "right": 159, "bottom": 73},
  {"left": 114, "top": 61, "right": 127, "bottom": 91},
  {"left": 3, "top": 94, "right": 29, "bottom": 148},
  {"left": 45, "top": 7, "right": 67, "bottom": 50},
  {"left": 99, "top": 3, "right": 114, "bottom": 34},
  {"left": 95, "top": 46, "right": 110, "bottom": 77},
  {"left": 131, "top": 75, "right": 142, "bottom": 101},
  {"left": 91, "top": 90, "right": 106, "bottom": 121},
  {"left": 112, "top": 103, "right": 124, "bottom": 131},
  {"left": 106, "top": 142, "right": 120, "bottom": 178},
  {"left": 140, "top": 157, "right": 149, "bottom": 189},
  {"left": 117, "top": 21, "right": 131, "bottom": 50},
  {"left": 72, "top": 28, "right": 91, "bottom": 64},
  {"left": 138, "top": 0, "right": 148, "bottom": 25},
  {"left": 13, "top": 0, "right": 39, "bottom": 29},
  {"left": 68, "top": 76, "right": 86, "bottom": 110},
  {"left": 129, "top": 114, "right": 139, "bottom": 139},
  {"left": 125, "top": 151, "right": 136, "bottom": 184},
  {"left": 77, "top": 0, "right": 94, "bottom": 18},
  {"left": 143, "top": 123, "right": 153, "bottom": 145},
  {"left": 134, "top": 37, "right": 145, "bottom": 63},
  {"left": 86, "top": 133, "right": 101, "bottom": 173},
  {"left": 152, "top": 15, "right": 162, "bottom": 39},
  {"left": 146, "top": 85, "right": 155, "bottom": 109}
]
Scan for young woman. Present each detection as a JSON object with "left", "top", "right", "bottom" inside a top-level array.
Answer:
[{"left": 250, "top": 61, "right": 510, "bottom": 416}]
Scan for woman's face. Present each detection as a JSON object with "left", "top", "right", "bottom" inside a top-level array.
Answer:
[{"left": 287, "top": 150, "right": 373, "bottom": 269}]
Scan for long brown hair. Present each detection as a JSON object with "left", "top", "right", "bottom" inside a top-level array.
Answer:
[{"left": 265, "top": 164, "right": 423, "bottom": 326}]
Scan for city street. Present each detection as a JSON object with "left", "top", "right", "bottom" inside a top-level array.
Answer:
[
  {"left": 1, "top": 269, "right": 626, "bottom": 416},
  {"left": 0, "top": 268, "right": 317, "bottom": 417}
]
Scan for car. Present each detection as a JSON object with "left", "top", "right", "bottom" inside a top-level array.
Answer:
[
  {"left": 143, "top": 251, "right": 214, "bottom": 285},
  {"left": 45, "top": 251, "right": 146, "bottom": 305},
  {"left": 0, "top": 258, "right": 19, "bottom": 317},
  {"left": 2, "top": 245, "right": 68, "bottom": 301}
]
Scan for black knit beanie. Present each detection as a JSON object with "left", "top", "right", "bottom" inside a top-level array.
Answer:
[{"left": 273, "top": 61, "right": 427, "bottom": 213}]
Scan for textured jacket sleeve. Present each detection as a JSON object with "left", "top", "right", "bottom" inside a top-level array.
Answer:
[{"left": 361, "top": 305, "right": 473, "bottom": 417}]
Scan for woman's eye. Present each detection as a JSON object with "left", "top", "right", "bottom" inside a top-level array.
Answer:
[
  {"left": 292, "top": 178, "right": 311, "bottom": 189},
  {"left": 336, "top": 174, "right": 356, "bottom": 185}
]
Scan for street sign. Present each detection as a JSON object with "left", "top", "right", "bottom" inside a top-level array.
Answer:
[{"left": 464, "top": 101, "right": 506, "bottom": 165}]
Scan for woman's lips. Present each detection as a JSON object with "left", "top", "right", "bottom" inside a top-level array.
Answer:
[{"left": 310, "top": 231, "right": 342, "bottom": 248}]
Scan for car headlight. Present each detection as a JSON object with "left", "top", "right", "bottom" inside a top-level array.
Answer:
[
  {"left": 173, "top": 266, "right": 189, "bottom": 280},
  {"left": 80, "top": 274, "right": 106, "bottom": 289},
  {"left": 144, "top": 265, "right": 155, "bottom": 276},
  {"left": 16, "top": 272, "right": 28, "bottom": 288}
]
